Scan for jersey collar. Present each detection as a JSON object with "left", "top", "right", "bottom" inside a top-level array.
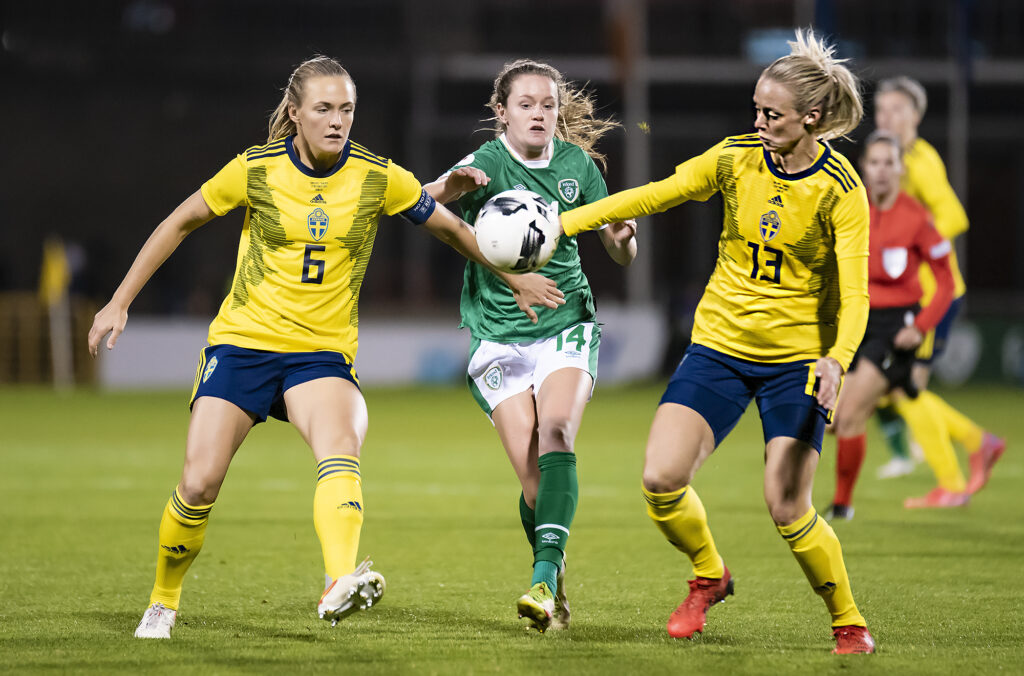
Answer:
[
  {"left": 499, "top": 133, "right": 554, "bottom": 169},
  {"left": 762, "top": 141, "right": 831, "bottom": 181},
  {"left": 285, "top": 135, "right": 351, "bottom": 178}
]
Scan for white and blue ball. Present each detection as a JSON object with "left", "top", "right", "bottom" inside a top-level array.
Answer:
[{"left": 474, "top": 189, "right": 560, "bottom": 274}]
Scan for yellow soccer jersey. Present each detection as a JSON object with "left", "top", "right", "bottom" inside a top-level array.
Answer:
[
  {"left": 562, "top": 133, "right": 869, "bottom": 370},
  {"left": 200, "top": 136, "right": 423, "bottom": 360},
  {"left": 903, "top": 137, "right": 967, "bottom": 299}
]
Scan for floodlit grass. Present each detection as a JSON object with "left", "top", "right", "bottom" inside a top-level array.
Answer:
[{"left": 1, "top": 384, "right": 1021, "bottom": 674}]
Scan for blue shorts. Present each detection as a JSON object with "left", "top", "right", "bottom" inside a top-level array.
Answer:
[
  {"left": 917, "top": 296, "right": 963, "bottom": 365},
  {"left": 190, "top": 345, "right": 359, "bottom": 423},
  {"left": 660, "top": 344, "right": 830, "bottom": 452}
]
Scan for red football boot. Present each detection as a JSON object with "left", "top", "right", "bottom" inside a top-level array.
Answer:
[
  {"left": 904, "top": 486, "right": 969, "bottom": 509},
  {"left": 666, "top": 566, "right": 734, "bottom": 638},
  {"left": 966, "top": 433, "right": 1006, "bottom": 495},
  {"left": 832, "top": 625, "right": 876, "bottom": 654}
]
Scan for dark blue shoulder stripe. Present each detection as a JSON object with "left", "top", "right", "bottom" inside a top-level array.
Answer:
[
  {"left": 820, "top": 164, "right": 851, "bottom": 192},
  {"left": 247, "top": 149, "right": 288, "bottom": 162},
  {"left": 826, "top": 158, "right": 857, "bottom": 188},
  {"left": 726, "top": 133, "right": 759, "bottom": 142},
  {"left": 724, "top": 141, "right": 763, "bottom": 149},
  {"left": 350, "top": 150, "right": 388, "bottom": 168},
  {"left": 350, "top": 142, "right": 387, "bottom": 162},
  {"left": 247, "top": 140, "right": 286, "bottom": 157}
]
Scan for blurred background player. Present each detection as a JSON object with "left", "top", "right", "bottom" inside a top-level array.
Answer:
[
  {"left": 872, "top": 76, "right": 1005, "bottom": 492},
  {"left": 425, "top": 59, "right": 637, "bottom": 632},
  {"left": 88, "top": 55, "right": 559, "bottom": 639},
  {"left": 824, "top": 130, "right": 956, "bottom": 521},
  {"left": 558, "top": 30, "right": 874, "bottom": 654}
]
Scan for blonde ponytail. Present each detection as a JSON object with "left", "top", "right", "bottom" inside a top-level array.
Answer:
[{"left": 761, "top": 29, "right": 863, "bottom": 140}]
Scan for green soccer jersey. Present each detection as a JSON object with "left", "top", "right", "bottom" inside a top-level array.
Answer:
[{"left": 453, "top": 135, "right": 609, "bottom": 343}]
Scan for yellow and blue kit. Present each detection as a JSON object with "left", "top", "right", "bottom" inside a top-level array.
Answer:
[
  {"left": 903, "top": 137, "right": 967, "bottom": 300},
  {"left": 192, "top": 136, "right": 432, "bottom": 420},
  {"left": 902, "top": 137, "right": 968, "bottom": 362},
  {"left": 563, "top": 133, "right": 869, "bottom": 371},
  {"left": 200, "top": 136, "right": 428, "bottom": 361},
  {"left": 562, "top": 133, "right": 870, "bottom": 448}
]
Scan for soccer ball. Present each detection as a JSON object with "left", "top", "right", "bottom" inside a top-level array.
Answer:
[{"left": 474, "top": 189, "right": 560, "bottom": 273}]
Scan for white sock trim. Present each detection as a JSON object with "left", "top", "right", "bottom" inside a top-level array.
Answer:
[{"left": 535, "top": 523, "right": 570, "bottom": 534}]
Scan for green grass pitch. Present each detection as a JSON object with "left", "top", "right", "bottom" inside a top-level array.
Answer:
[{"left": 1, "top": 383, "right": 1021, "bottom": 674}]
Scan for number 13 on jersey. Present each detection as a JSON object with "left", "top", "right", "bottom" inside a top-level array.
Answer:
[{"left": 747, "top": 240, "right": 783, "bottom": 284}]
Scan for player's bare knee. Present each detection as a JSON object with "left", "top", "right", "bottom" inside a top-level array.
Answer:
[
  {"left": 538, "top": 419, "right": 576, "bottom": 454},
  {"left": 766, "top": 498, "right": 806, "bottom": 526},
  {"left": 177, "top": 478, "right": 220, "bottom": 506},
  {"left": 642, "top": 465, "right": 690, "bottom": 494}
]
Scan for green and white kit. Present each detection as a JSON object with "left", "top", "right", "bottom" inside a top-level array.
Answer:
[
  {"left": 446, "top": 134, "right": 609, "bottom": 413},
  {"left": 468, "top": 322, "right": 600, "bottom": 416}
]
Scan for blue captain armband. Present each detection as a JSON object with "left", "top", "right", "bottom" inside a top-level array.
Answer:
[{"left": 401, "top": 189, "right": 437, "bottom": 225}]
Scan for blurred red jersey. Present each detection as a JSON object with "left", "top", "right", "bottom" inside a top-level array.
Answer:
[{"left": 868, "top": 191, "right": 954, "bottom": 332}]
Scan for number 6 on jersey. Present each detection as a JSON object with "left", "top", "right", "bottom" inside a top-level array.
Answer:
[{"left": 303, "top": 244, "right": 326, "bottom": 284}]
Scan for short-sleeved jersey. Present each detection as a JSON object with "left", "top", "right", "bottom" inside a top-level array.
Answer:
[
  {"left": 562, "top": 133, "right": 870, "bottom": 370},
  {"left": 903, "top": 137, "right": 967, "bottom": 298},
  {"left": 200, "top": 136, "right": 422, "bottom": 360},
  {"left": 868, "top": 192, "right": 954, "bottom": 332},
  {"left": 450, "top": 135, "right": 608, "bottom": 343}
]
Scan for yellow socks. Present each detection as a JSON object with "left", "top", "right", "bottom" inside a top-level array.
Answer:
[
  {"left": 313, "top": 455, "right": 364, "bottom": 581},
  {"left": 917, "top": 391, "right": 984, "bottom": 453},
  {"left": 150, "top": 487, "right": 213, "bottom": 610},
  {"left": 894, "top": 396, "right": 967, "bottom": 492},
  {"left": 643, "top": 485, "right": 724, "bottom": 578},
  {"left": 778, "top": 508, "right": 865, "bottom": 628}
]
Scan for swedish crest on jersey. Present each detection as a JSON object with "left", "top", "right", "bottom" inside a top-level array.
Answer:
[
  {"left": 759, "top": 210, "right": 781, "bottom": 242},
  {"left": 307, "top": 207, "right": 329, "bottom": 241},
  {"left": 558, "top": 178, "right": 580, "bottom": 203}
]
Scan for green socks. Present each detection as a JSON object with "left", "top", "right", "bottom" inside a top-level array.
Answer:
[
  {"left": 877, "top": 404, "right": 910, "bottom": 460},
  {"left": 530, "top": 451, "right": 578, "bottom": 594},
  {"left": 519, "top": 492, "right": 537, "bottom": 549}
]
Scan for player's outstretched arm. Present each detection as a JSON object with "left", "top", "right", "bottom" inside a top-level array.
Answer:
[
  {"left": 420, "top": 201, "right": 564, "bottom": 323},
  {"left": 88, "top": 190, "right": 216, "bottom": 357},
  {"left": 597, "top": 219, "right": 638, "bottom": 266},
  {"left": 423, "top": 167, "right": 491, "bottom": 204}
]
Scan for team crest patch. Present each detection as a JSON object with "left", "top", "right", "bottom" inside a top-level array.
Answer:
[
  {"left": 307, "top": 208, "right": 329, "bottom": 241},
  {"left": 558, "top": 178, "right": 580, "bottom": 203},
  {"left": 484, "top": 365, "right": 502, "bottom": 391},
  {"left": 759, "top": 210, "right": 781, "bottom": 242},
  {"left": 202, "top": 356, "right": 218, "bottom": 383}
]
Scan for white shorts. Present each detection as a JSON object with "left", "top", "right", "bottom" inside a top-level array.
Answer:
[{"left": 467, "top": 322, "right": 600, "bottom": 416}]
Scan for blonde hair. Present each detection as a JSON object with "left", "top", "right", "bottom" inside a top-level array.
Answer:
[
  {"left": 876, "top": 76, "right": 928, "bottom": 118},
  {"left": 267, "top": 56, "right": 354, "bottom": 143},
  {"left": 761, "top": 29, "right": 863, "bottom": 141},
  {"left": 487, "top": 59, "right": 619, "bottom": 170}
]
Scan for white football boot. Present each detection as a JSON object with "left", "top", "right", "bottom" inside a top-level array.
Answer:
[
  {"left": 134, "top": 602, "right": 176, "bottom": 639},
  {"left": 318, "top": 557, "right": 386, "bottom": 626}
]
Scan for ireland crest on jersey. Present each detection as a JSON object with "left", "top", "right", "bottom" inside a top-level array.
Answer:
[
  {"left": 558, "top": 178, "right": 580, "bottom": 203},
  {"left": 308, "top": 208, "right": 329, "bottom": 241},
  {"left": 759, "top": 210, "right": 781, "bottom": 242}
]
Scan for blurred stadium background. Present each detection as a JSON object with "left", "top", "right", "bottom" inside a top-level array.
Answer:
[{"left": 2, "top": 0, "right": 1023, "bottom": 389}]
